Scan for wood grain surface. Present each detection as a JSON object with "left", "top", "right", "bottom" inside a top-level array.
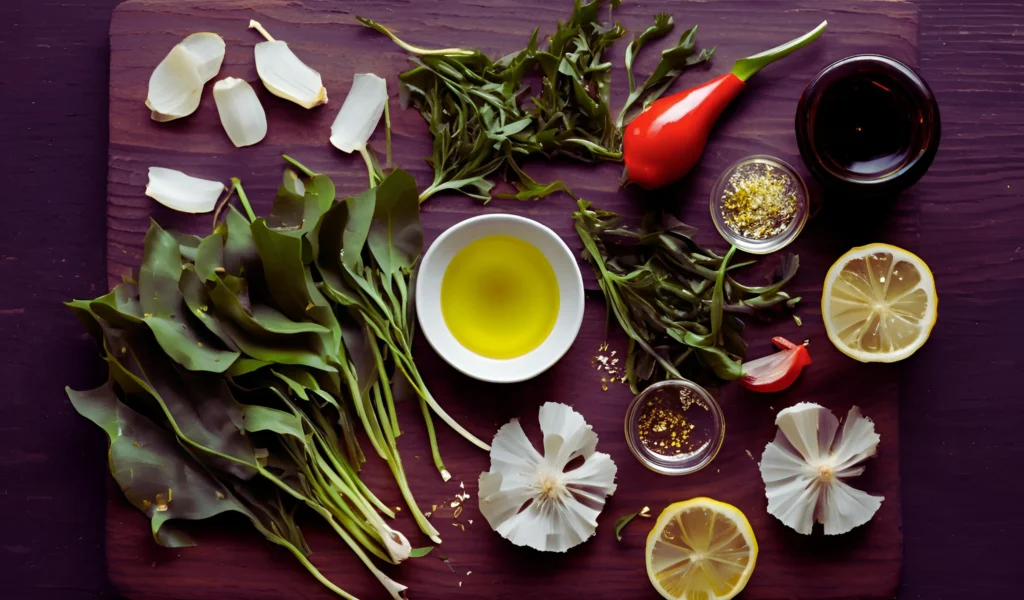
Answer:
[
  {"left": 102, "top": 1, "right": 916, "bottom": 599},
  {"left": 4, "top": 0, "right": 1024, "bottom": 600}
]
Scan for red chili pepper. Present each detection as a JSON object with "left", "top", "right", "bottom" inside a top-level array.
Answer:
[
  {"left": 739, "top": 337, "right": 812, "bottom": 393},
  {"left": 624, "top": 21, "right": 828, "bottom": 190}
]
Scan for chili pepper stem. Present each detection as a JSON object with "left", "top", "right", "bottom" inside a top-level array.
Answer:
[{"left": 731, "top": 20, "right": 828, "bottom": 82}]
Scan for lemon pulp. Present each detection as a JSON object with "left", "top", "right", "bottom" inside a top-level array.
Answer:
[
  {"left": 441, "top": 235, "right": 559, "bottom": 359},
  {"left": 822, "top": 243, "right": 937, "bottom": 362},
  {"left": 646, "top": 498, "right": 758, "bottom": 600}
]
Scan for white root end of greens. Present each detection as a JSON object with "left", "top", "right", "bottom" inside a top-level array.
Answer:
[
  {"left": 251, "top": 22, "right": 327, "bottom": 109},
  {"left": 478, "top": 402, "right": 617, "bottom": 552},
  {"left": 440, "top": 469, "right": 452, "bottom": 483},
  {"left": 145, "top": 167, "right": 226, "bottom": 214},
  {"left": 213, "top": 77, "right": 268, "bottom": 147},
  {"left": 146, "top": 32, "right": 225, "bottom": 121},
  {"left": 375, "top": 522, "right": 413, "bottom": 563},
  {"left": 759, "top": 402, "right": 884, "bottom": 536},
  {"left": 330, "top": 73, "right": 387, "bottom": 153}
]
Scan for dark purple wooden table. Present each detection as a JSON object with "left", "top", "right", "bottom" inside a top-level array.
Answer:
[{"left": 0, "top": 0, "right": 1021, "bottom": 598}]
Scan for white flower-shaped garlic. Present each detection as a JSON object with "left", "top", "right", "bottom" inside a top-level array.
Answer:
[
  {"left": 478, "top": 402, "right": 617, "bottom": 552},
  {"left": 760, "top": 402, "right": 884, "bottom": 535}
]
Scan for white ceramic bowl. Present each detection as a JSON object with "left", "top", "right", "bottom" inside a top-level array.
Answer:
[{"left": 416, "top": 214, "right": 585, "bottom": 383}]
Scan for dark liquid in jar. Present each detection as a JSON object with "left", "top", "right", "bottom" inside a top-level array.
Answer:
[
  {"left": 796, "top": 55, "right": 940, "bottom": 195},
  {"left": 813, "top": 72, "right": 921, "bottom": 178}
]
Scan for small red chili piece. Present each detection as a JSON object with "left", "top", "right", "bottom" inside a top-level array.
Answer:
[
  {"left": 739, "top": 337, "right": 811, "bottom": 393},
  {"left": 623, "top": 21, "right": 828, "bottom": 190}
]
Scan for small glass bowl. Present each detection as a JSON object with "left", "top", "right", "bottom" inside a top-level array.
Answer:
[
  {"left": 624, "top": 380, "right": 725, "bottom": 476},
  {"left": 709, "top": 155, "right": 809, "bottom": 255}
]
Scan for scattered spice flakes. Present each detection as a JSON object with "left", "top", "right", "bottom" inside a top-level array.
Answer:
[
  {"left": 466, "top": 570, "right": 472, "bottom": 576},
  {"left": 591, "top": 342, "right": 628, "bottom": 389},
  {"left": 439, "top": 555, "right": 454, "bottom": 572},
  {"left": 467, "top": 519, "right": 473, "bottom": 525},
  {"left": 453, "top": 505, "right": 463, "bottom": 519},
  {"left": 459, "top": 582, "right": 463, "bottom": 588},
  {"left": 639, "top": 506, "right": 651, "bottom": 518},
  {"left": 745, "top": 449, "right": 755, "bottom": 460},
  {"left": 721, "top": 161, "right": 799, "bottom": 240}
]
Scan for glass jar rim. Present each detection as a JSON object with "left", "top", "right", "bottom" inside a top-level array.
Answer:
[
  {"left": 794, "top": 53, "right": 941, "bottom": 192},
  {"left": 623, "top": 379, "right": 726, "bottom": 476},
  {"left": 709, "top": 154, "right": 810, "bottom": 255}
]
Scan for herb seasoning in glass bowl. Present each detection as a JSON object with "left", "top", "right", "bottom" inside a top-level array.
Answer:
[
  {"left": 624, "top": 380, "right": 725, "bottom": 476},
  {"left": 710, "top": 155, "right": 809, "bottom": 254}
]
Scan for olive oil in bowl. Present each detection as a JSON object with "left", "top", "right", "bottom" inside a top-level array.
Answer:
[
  {"left": 416, "top": 214, "right": 585, "bottom": 383},
  {"left": 440, "top": 235, "right": 559, "bottom": 359}
]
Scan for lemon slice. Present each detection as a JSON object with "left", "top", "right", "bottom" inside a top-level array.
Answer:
[
  {"left": 646, "top": 498, "right": 758, "bottom": 600},
  {"left": 822, "top": 243, "right": 937, "bottom": 362}
]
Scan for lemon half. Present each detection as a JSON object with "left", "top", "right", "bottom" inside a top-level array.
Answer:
[
  {"left": 822, "top": 243, "right": 937, "bottom": 362},
  {"left": 645, "top": 498, "right": 758, "bottom": 600}
]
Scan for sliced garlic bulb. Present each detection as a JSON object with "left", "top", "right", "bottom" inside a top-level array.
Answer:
[
  {"left": 479, "top": 402, "right": 617, "bottom": 552},
  {"left": 146, "top": 32, "right": 225, "bottom": 122},
  {"left": 330, "top": 73, "right": 387, "bottom": 153},
  {"left": 180, "top": 32, "right": 226, "bottom": 82},
  {"left": 760, "top": 402, "right": 884, "bottom": 535},
  {"left": 145, "top": 167, "right": 226, "bottom": 213},
  {"left": 250, "top": 20, "right": 327, "bottom": 109},
  {"left": 213, "top": 78, "right": 267, "bottom": 147}
]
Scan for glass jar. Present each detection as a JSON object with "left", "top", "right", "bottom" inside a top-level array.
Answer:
[
  {"left": 710, "top": 155, "right": 809, "bottom": 254},
  {"left": 624, "top": 380, "right": 725, "bottom": 476},
  {"left": 795, "top": 54, "right": 940, "bottom": 196}
]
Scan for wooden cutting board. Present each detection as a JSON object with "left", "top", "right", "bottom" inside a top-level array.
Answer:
[{"left": 105, "top": 1, "right": 919, "bottom": 598}]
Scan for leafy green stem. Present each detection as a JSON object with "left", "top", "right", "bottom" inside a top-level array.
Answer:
[
  {"left": 358, "top": 146, "right": 380, "bottom": 188},
  {"left": 230, "top": 178, "right": 257, "bottom": 223},
  {"left": 282, "top": 154, "right": 317, "bottom": 178},
  {"left": 357, "top": 17, "right": 475, "bottom": 56}
]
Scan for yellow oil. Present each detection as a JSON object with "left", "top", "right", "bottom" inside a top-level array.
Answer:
[{"left": 440, "top": 235, "right": 560, "bottom": 359}]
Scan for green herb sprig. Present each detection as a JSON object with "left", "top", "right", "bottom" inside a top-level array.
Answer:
[
  {"left": 574, "top": 200, "right": 800, "bottom": 391},
  {"left": 360, "top": 0, "right": 714, "bottom": 203}
]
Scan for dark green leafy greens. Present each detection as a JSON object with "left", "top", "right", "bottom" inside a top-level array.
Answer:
[
  {"left": 574, "top": 200, "right": 800, "bottom": 391},
  {"left": 66, "top": 160, "right": 489, "bottom": 599},
  {"left": 359, "top": 0, "right": 713, "bottom": 203}
]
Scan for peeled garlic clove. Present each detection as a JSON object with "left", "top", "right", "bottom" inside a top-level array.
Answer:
[
  {"left": 180, "top": 32, "right": 226, "bottom": 83},
  {"left": 145, "top": 167, "right": 225, "bottom": 213},
  {"left": 146, "top": 44, "right": 205, "bottom": 121},
  {"left": 213, "top": 78, "right": 267, "bottom": 148},
  {"left": 145, "top": 32, "right": 225, "bottom": 122},
  {"left": 253, "top": 41, "right": 328, "bottom": 108},
  {"left": 330, "top": 73, "right": 387, "bottom": 153},
  {"left": 249, "top": 20, "right": 327, "bottom": 109}
]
